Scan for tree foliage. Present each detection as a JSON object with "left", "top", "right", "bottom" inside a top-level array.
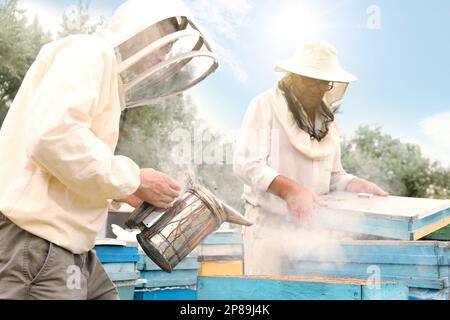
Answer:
[
  {"left": 116, "top": 95, "right": 245, "bottom": 212},
  {"left": 341, "top": 126, "right": 450, "bottom": 199},
  {"left": 0, "top": 0, "right": 51, "bottom": 125},
  {"left": 58, "top": 0, "right": 105, "bottom": 38},
  {"left": 1, "top": 0, "right": 447, "bottom": 207}
]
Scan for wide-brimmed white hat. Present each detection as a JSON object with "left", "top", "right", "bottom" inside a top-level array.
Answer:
[{"left": 275, "top": 41, "right": 357, "bottom": 83}]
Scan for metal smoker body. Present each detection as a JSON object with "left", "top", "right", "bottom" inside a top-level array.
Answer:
[{"left": 126, "top": 185, "right": 252, "bottom": 273}]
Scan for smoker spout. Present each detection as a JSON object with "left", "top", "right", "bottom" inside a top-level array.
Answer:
[{"left": 220, "top": 201, "right": 253, "bottom": 227}]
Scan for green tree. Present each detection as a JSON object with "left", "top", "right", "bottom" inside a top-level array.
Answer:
[
  {"left": 116, "top": 94, "right": 245, "bottom": 214},
  {"left": 341, "top": 126, "right": 450, "bottom": 199},
  {"left": 58, "top": 0, "right": 105, "bottom": 38},
  {"left": 0, "top": 0, "right": 51, "bottom": 126}
]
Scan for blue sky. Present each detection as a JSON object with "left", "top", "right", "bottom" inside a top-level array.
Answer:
[{"left": 18, "top": 0, "right": 450, "bottom": 166}]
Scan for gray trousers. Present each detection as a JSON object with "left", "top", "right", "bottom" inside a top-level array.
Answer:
[{"left": 0, "top": 212, "right": 119, "bottom": 300}]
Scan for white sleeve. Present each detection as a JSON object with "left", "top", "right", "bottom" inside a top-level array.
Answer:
[
  {"left": 233, "top": 95, "right": 280, "bottom": 193},
  {"left": 26, "top": 41, "right": 140, "bottom": 201}
]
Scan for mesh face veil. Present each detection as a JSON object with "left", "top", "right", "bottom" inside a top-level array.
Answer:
[
  {"left": 323, "top": 82, "right": 349, "bottom": 109},
  {"left": 286, "top": 73, "right": 350, "bottom": 110},
  {"left": 117, "top": 17, "right": 218, "bottom": 109},
  {"left": 107, "top": 0, "right": 219, "bottom": 109}
]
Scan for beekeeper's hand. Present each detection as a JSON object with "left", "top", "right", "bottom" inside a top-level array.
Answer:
[
  {"left": 115, "top": 194, "right": 144, "bottom": 208},
  {"left": 346, "top": 178, "right": 389, "bottom": 197},
  {"left": 133, "top": 169, "right": 182, "bottom": 209},
  {"left": 269, "top": 176, "right": 326, "bottom": 224}
]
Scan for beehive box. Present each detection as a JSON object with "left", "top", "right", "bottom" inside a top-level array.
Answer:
[
  {"left": 134, "top": 286, "right": 197, "bottom": 300},
  {"left": 408, "top": 288, "right": 449, "bottom": 300},
  {"left": 315, "top": 192, "right": 450, "bottom": 240},
  {"left": 286, "top": 240, "right": 450, "bottom": 300},
  {"left": 134, "top": 252, "right": 200, "bottom": 300},
  {"left": 196, "top": 276, "right": 408, "bottom": 300},
  {"left": 136, "top": 253, "right": 200, "bottom": 288},
  {"left": 94, "top": 240, "right": 140, "bottom": 300},
  {"left": 198, "top": 229, "right": 244, "bottom": 261},
  {"left": 199, "top": 260, "right": 243, "bottom": 276},
  {"left": 198, "top": 229, "right": 244, "bottom": 276},
  {"left": 424, "top": 225, "right": 450, "bottom": 241}
]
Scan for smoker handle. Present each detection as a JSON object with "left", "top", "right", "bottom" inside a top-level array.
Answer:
[{"left": 125, "top": 202, "right": 159, "bottom": 229}]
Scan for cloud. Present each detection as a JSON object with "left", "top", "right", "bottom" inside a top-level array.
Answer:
[
  {"left": 185, "top": 0, "right": 251, "bottom": 82},
  {"left": 421, "top": 111, "right": 450, "bottom": 147},
  {"left": 413, "top": 111, "right": 450, "bottom": 167}
]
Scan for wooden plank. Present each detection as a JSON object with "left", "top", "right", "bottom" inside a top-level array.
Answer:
[
  {"left": 337, "top": 240, "right": 442, "bottom": 256},
  {"left": 292, "top": 261, "right": 440, "bottom": 280},
  {"left": 199, "top": 261, "right": 243, "bottom": 276},
  {"left": 314, "top": 208, "right": 411, "bottom": 240},
  {"left": 287, "top": 270, "right": 445, "bottom": 290},
  {"left": 96, "top": 254, "right": 140, "bottom": 264},
  {"left": 198, "top": 255, "right": 244, "bottom": 262},
  {"left": 94, "top": 245, "right": 139, "bottom": 263},
  {"left": 320, "top": 192, "right": 450, "bottom": 220},
  {"left": 202, "top": 232, "right": 243, "bottom": 245},
  {"left": 197, "top": 276, "right": 408, "bottom": 300},
  {"left": 102, "top": 262, "right": 137, "bottom": 274},
  {"left": 107, "top": 271, "right": 140, "bottom": 282},
  {"left": 408, "top": 288, "right": 450, "bottom": 300},
  {"left": 139, "top": 269, "right": 198, "bottom": 288},
  {"left": 300, "top": 253, "right": 439, "bottom": 265},
  {"left": 362, "top": 284, "right": 411, "bottom": 300},
  {"left": 135, "top": 288, "right": 197, "bottom": 301},
  {"left": 314, "top": 192, "right": 450, "bottom": 240},
  {"left": 138, "top": 255, "right": 200, "bottom": 271},
  {"left": 197, "top": 244, "right": 243, "bottom": 258}
]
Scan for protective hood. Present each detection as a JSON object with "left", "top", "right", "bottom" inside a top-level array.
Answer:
[
  {"left": 272, "top": 86, "right": 340, "bottom": 160},
  {"left": 100, "top": 0, "right": 219, "bottom": 109}
]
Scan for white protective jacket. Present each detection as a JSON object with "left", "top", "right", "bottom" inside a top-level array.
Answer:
[
  {"left": 0, "top": 0, "right": 217, "bottom": 254},
  {"left": 234, "top": 85, "right": 356, "bottom": 216},
  {"left": 0, "top": 35, "right": 140, "bottom": 254}
]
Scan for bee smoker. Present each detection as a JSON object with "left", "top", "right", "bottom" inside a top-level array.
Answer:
[{"left": 126, "top": 184, "right": 252, "bottom": 273}]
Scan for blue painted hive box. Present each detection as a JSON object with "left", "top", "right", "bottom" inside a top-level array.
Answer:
[
  {"left": 197, "top": 229, "right": 244, "bottom": 261},
  {"left": 134, "top": 287, "right": 197, "bottom": 301},
  {"left": 314, "top": 192, "right": 450, "bottom": 240},
  {"left": 196, "top": 276, "right": 409, "bottom": 300},
  {"left": 136, "top": 253, "right": 200, "bottom": 288},
  {"left": 94, "top": 240, "right": 140, "bottom": 300},
  {"left": 286, "top": 240, "right": 450, "bottom": 300}
]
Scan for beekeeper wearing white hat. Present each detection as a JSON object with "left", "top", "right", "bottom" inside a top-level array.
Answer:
[
  {"left": 234, "top": 41, "right": 388, "bottom": 275},
  {"left": 0, "top": 0, "right": 218, "bottom": 300}
]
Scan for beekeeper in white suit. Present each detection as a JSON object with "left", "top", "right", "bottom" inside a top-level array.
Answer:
[
  {"left": 234, "top": 42, "right": 388, "bottom": 275},
  {"left": 0, "top": 0, "right": 218, "bottom": 300}
]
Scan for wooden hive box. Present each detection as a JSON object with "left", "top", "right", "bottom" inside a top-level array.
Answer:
[
  {"left": 94, "top": 239, "right": 141, "bottom": 300},
  {"left": 287, "top": 240, "right": 450, "bottom": 299},
  {"left": 136, "top": 253, "right": 200, "bottom": 289},
  {"left": 196, "top": 276, "right": 409, "bottom": 300},
  {"left": 197, "top": 229, "right": 244, "bottom": 261},
  {"left": 134, "top": 287, "right": 197, "bottom": 301},
  {"left": 314, "top": 192, "right": 450, "bottom": 240},
  {"left": 197, "top": 229, "right": 244, "bottom": 276},
  {"left": 424, "top": 225, "right": 450, "bottom": 241}
]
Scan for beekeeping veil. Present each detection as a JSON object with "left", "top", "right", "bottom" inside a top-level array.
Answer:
[
  {"left": 103, "top": 0, "right": 218, "bottom": 109},
  {"left": 275, "top": 41, "right": 357, "bottom": 109}
]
